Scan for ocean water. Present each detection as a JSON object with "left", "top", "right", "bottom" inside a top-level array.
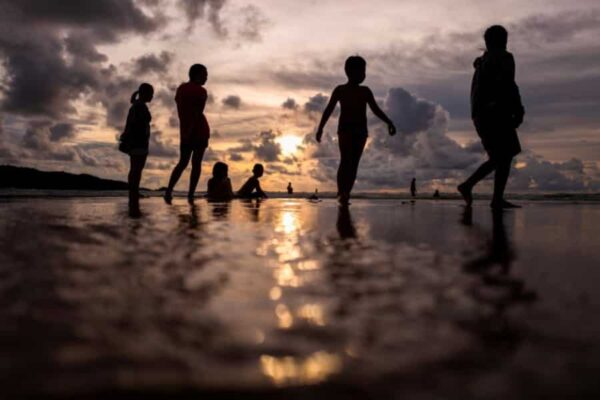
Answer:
[{"left": 0, "top": 197, "right": 599, "bottom": 398}]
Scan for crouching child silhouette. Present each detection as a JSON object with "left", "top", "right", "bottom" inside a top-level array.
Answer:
[
  {"left": 237, "top": 163, "right": 267, "bottom": 199},
  {"left": 316, "top": 56, "right": 396, "bottom": 205},
  {"left": 207, "top": 162, "right": 234, "bottom": 201},
  {"left": 458, "top": 25, "right": 525, "bottom": 209}
]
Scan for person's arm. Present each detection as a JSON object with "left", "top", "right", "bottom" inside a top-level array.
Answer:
[
  {"left": 198, "top": 87, "right": 207, "bottom": 114},
  {"left": 366, "top": 88, "right": 396, "bottom": 136},
  {"left": 505, "top": 54, "right": 525, "bottom": 128},
  {"left": 315, "top": 87, "right": 340, "bottom": 143},
  {"left": 255, "top": 179, "right": 268, "bottom": 198}
]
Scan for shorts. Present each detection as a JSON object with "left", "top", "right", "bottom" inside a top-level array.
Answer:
[
  {"left": 475, "top": 120, "right": 521, "bottom": 161},
  {"left": 181, "top": 137, "right": 209, "bottom": 152}
]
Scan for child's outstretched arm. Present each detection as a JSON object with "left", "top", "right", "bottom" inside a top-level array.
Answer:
[
  {"left": 366, "top": 88, "right": 396, "bottom": 136},
  {"left": 315, "top": 88, "right": 340, "bottom": 143}
]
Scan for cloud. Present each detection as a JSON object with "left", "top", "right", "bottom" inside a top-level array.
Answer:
[
  {"left": 229, "top": 152, "right": 244, "bottom": 161},
  {"left": 132, "top": 51, "right": 174, "bottom": 75},
  {"left": 304, "top": 93, "right": 328, "bottom": 113},
  {"left": 254, "top": 130, "right": 281, "bottom": 162},
  {"left": 281, "top": 98, "right": 298, "bottom": 110},
  {"left": 178, "top": 0, "right": 227, "bottom": 37},
  {"left": 49, "top": 123, "right": 76, "bottom": 142},
  {"left": 149, "top": 130, "right": 177, "bottom": 158},
  {"left": 222, "top": 95, "right": 241, "bottom": 109},
  {"left": 237, "top": 5, "right": 268, "bottom": 42}
]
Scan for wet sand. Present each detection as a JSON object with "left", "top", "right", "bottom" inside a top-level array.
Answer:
[{"left": 0, "top": 197, "right": 599, "bottom": 399}]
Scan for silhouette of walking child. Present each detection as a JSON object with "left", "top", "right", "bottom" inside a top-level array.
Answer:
[
  {"left": 316, "top": 56, "right": 396, "bottom": 205},
  {"left": 164, "top": 64, "right": 211, "bottom": 204},
  {"left": 237, "top": 163, "right": 267, "bottom": 199},
  {"left": 458, "top": 26, "right": 525, "bottom": 209},
  {"left": 207, "top": 161, "right": 234, "bottom": 201},
  {"left": 119, "top": 83, "right": 154, "bottom": 213}
]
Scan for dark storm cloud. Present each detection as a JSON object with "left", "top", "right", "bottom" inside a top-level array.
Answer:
[
  {"left": 229, "top": 130, "right": 282, "bottom": 162},
  {"left": 0, "top": 0, "right": 163, "bottom": 118},
  {"left": 304, "top": 93, "right": 328, "bottom": 113},
  {"left": 133, "top": 51, "right": 174, "bottom": 75},
  {"left": 49, "top": 123, "right": 76, "bottom": 142},
  {"left": 149, "top": 130, "right": 178, "bottom": 158},
  {"left": 222, "top": 95, "right": 242, "bottom": 109},
  {"left": 21, "top": 122, "right": 78, "bottom": 161},
  {"left": 281, "top": 98, "right": 298, "bottom": 110}
]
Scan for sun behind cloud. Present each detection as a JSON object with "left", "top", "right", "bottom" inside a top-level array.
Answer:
[{"left": 277, "top": 135, "right": 303, "bottom": 156}]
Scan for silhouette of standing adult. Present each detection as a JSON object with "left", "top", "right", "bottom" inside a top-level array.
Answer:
[
  {"left": 164, "top": 64, "right": 211, "bottom": 204},
  {"left": 458, "top": 26, "right": 525, "bottom": 209},
  {"left": 287, "top": 182, "right": 293, "bottom": 195},
  {"left": 119, "top": 83, "right": 154, "bottom": 215},
  {"left": 410, "top": 177, "right": 417, "bottom": 197}
]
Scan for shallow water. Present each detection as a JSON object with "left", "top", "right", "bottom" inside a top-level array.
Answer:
[{"left": 0, "top": 198, "right": 599, "bottom": 398}]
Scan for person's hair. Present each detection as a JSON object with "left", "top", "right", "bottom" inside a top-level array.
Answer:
[
  {"left": 212, "top": 161, "right": 228, "bottom": 179},
  {"left": 130, "top": 83, "right": 154, "bottom": 104},
  {"left": 484, "top": 25, "right": 508, "bottom": 51},
  {"left": 344, "top": 56, "right": 366, "bottom": 77},
  {"left": 253, "top": 163, "right": 264, "bottom": 174},
  {"left": 189, "top": 64, "right": 207, "bottom": 81}
]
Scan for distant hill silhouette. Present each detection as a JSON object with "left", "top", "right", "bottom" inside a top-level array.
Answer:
[{"left": 0, "top": 165, "right": 135, "bottom": 191}]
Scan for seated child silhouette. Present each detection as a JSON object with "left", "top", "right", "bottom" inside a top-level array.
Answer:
[
  {"left": 316, "top": 56, "right": 396, "bottom": 205},
  {"left": 237, "top": 163, "right": 268, "bottom": 199},
  {"left": 206, "top": 161, "right": 234, "bottom": 201}
]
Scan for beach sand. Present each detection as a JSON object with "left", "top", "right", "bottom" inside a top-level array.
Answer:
[{"left": 0, "top": 197, "right": 599, "bottom": 399}]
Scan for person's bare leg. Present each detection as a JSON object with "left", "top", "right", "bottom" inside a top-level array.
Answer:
[
  {"left": 491, "top": 157, "right": 520, "bottom": 209},
  {"left": 458, "top": 159, "right": 496, "bottom": 206},
  {"left": 337, "top": 136, "right": 351, "bottom": 203},
  {"left": 188, "top": 148, "right": 206, "bottom": 203},
  {"left": 164, "top": 148, "right": 192, "bottom": 204},
  {"left": 128, "top": 154, "right": 147, "bottom": 209},
  {"left": 345, "top": 136, "right": 367, "bottom": 195}
]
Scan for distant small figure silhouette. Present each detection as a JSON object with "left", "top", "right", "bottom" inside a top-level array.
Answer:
[
  {"left": 237, "top": 163, "right": 268, "bottom": 199},
  {"left": 119, "top": 82, "right": 154, "bottom": 214},
  {"left": 458, "top": 26, "right": 525, "bottom": 209},
  {"left": 433, "top": 189, "right": 440, "bottom": 198},
  {"left": 316, "top": 55, "right": 396, "bottom": 206},
  {"left": 164, "top": 64, "right": 211, "bottom": 205},
  {"left": 410, "top": 177, "right": 417, "bottom": 197},
  {"left": 309, "top": 188, "right": 320, "bottom": 201},
  {"left": 287, "top": 182, "right": 294, "bottom": 195},
  {"left": 206, "top": 161, "right": 234, "bottom": 201}
]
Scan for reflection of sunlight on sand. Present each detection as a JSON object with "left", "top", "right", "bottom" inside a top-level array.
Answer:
[
  {"left": 260, "top": 351, "right": 341, "bottom": 386},
  {"left": 297, "top": 304, "right": 326, "bottom": 326}
]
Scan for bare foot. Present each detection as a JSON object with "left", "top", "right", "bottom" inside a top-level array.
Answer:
[
  {"left": 457, "top": 183, "right": 472, "bottom": 207},
  {"left": 163, "top": 191, "right": 173, "bottom": 205},
  {"left": 187, "top": 194, "right": 195, "bottom": 205},
  {"left": 338, "top": 193, "right": 350, "bottom": 206}
]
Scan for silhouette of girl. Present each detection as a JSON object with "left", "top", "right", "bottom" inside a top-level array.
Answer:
[{"left": 120, "top": 83, "right": 154, "bottom": 212}]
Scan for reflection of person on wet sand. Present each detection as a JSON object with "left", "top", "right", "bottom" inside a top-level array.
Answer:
[
  {"left": 462, "top": 208, "right": 536, "bottom": 302},
  {"left": 315, "top": 56, "right": 396, "bottom": 206},
  {"left": 458, "top": 25, "right": 525, "bottom": 209},
  {"left": 336, "top": 206, "right": 357, "bottom": 239}
]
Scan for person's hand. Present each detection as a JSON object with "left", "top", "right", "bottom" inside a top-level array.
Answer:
[
  {"left": 315, "top": 128, "right": 323, "bottom": 143},
  {"left": 388, "top": 123, "right": 397, "bottom": 136}
]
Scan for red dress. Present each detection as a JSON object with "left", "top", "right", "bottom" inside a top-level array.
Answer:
[{"left": 175, "top": 82, "right": 210, "bottom": 149}]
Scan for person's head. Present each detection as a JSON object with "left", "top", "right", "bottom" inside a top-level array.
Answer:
[
  {"left": 484, "top": 25, "right": 508, "bottom": 51},
  {"left": 252, "top": 163, "right": 264, "bottom": 178},
  {"left": 130, "top": 83, "right": 154, "bottom": 104},
  {"left": 212, "top": 161, "right": 228, "bottom": 179},
  {"left": 189, "top": 64, "right": 208, "bottom": 84},
  {"left": 344, "top": 56, "right": 366, "bottom": 84}
]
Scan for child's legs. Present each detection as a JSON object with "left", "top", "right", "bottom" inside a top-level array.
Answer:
[
  {"left": 167, "top": 146, "right": 193, "bottom": 193},
  {"left": 188, "top": 147, "right": 206, "bottom": 196},
  {"left": 337, "top": 134, "right": 367, "bottom": 196},
  {"left": 128, "top": 154, "right": 147, "bottom": 203}
]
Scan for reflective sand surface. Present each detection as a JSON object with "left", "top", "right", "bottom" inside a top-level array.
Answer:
[{"left": 0, "top": 198, "right": 599, "bottom": 398}]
